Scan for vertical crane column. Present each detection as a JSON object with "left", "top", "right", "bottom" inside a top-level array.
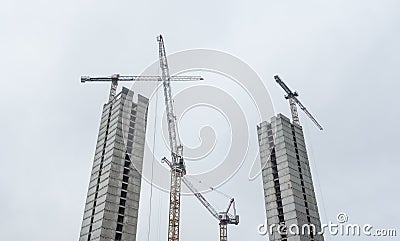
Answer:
[
  {"left": 108, "top": 74, "right": 122, "bottom": 101},
  {"left": 219, "top": 221, "right": 228, "bottom": 241},
  {"left": 288, "top": 98, "right": 300, "bottom": 125},
  {"left": 109, "top": 79, "right": 118, "bottom": 101},
  {"left": 168, "top": 169, "right": 182, "bottom": 241}
]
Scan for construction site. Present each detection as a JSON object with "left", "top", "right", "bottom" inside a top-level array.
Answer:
[
  {"left": 3, "top": 1, "right": 400, "bottom": 241},
  {"left": 77, "top": 35, "right": 326, "bottom": 241}
]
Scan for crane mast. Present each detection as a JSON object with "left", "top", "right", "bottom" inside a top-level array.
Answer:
[{"left": 274, "top": 75, "right": 323, "bottom": 130}]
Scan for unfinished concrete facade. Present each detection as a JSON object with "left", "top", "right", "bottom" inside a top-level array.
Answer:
[
  {"left": 79, "top": 87, "right": 148, "bottom": 241},
  {"left": 257, "top": 114, "right": 324, "bottom": 241}
]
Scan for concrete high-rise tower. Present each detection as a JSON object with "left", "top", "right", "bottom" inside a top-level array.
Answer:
[
  {"left": 257, "top": 114, "right": 324, "bottom": 241},
  {"left": 79, "top": 87, "right": 149, "bottom": 241}
]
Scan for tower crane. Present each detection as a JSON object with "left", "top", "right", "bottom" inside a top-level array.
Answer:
[
  {"left": 81, "top": 35, "right": 203, "bottom": 241},
  {"left": 157, "top": 35, "right": 189, "bottom": 241},
  {"left": 274, "top": 75, "right": 323, "bottom": 130},
  {"left": 162, "top": 157, "right": 239, "bottom": 241}
]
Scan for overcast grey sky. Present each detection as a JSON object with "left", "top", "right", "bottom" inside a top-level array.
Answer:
[{"left": 1, "top": 0, "right": 399, "bottom": 240}]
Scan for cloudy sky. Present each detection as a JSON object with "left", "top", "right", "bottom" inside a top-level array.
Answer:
[{"left": 1, "top": 0, "right": 399, "bottom": 240}]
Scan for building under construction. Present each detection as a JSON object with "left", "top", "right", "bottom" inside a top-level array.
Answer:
[
  {"left": 79, "top": 87, "right": 149, "bottom": 241},
  {"left": 258, "top": 114, "right": 324, "bottom": 241}
]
